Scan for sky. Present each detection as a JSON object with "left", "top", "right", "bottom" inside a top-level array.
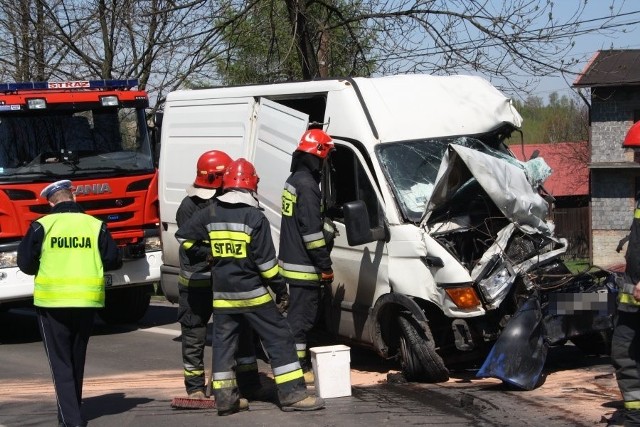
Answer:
[{"left": 531, "top": 0, "right": 640, "bottom": 101}]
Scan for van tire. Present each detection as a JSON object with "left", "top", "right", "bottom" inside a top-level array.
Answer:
[
  {"left": 98, "top": 285, "right": 152, "bottom": 324},
  {"left": 398, "top": 313, "right": 449, "bottom": 382}
]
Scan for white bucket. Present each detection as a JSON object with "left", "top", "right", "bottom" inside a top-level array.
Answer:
[{"left": 309, "top": 344, "right": 352, "bottom": 398}]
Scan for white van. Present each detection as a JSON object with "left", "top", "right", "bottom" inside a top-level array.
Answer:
[{"left": 158, "top": 75, "right": 613, "bottom": 386}]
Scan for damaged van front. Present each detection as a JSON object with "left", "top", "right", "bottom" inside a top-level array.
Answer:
[{"left": 322, "top": 75, "right": 614, "bottom": 390}]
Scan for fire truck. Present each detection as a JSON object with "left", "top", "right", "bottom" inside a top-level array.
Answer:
[{"left": 0, "top": 79, "right": 162, "bottom": 324}]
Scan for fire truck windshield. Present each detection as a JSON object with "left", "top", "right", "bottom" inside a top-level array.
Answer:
[{"left": 0, "top": 107, "right": 154, "bottom": 181}]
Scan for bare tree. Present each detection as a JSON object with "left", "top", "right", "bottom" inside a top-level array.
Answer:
[
  {"left": 273, "top": 0, "right": 633, "bottom": 91},
  {"left": 0, "top": 0, "right": 634, "bottom": 107},
  {"left": 0, "top": 0, "right": 238, "bottom": 110}
]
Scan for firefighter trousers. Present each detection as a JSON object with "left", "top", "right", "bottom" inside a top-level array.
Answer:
[
  {"left": 212, "top": 304, "right": 307, "bottom": 412},
  {"left": 177, "top": 285, "right": 213, "bottom": 394},
  {"left": 286, "top": 283, "right": 321, "bottom": 369},
  {"left": 36, "top": 307, "right": 95, "bottom": 427},
  {"left": 612, "top": 310, "right": 640, "bottom": 426}
]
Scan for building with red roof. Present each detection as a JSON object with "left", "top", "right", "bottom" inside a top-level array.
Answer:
[
  {"left": 512, "top": 142, "right": 589, "bottom": 198},
  {"left": 511, "top": 142, "right": 590, "bottom": 259}
]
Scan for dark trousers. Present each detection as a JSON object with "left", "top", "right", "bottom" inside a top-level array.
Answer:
[
  {"left": 287, "top": 283, "right": 321, "bottom": 368},
  {"left": 36, "top": 307, "right": 95, "bottom": 427},
  {"left": 212, "top": 304, "right": 306, "bottom": 412},
  {"left": 612, "top": 310, "right": 640, "bottom": 426},
  {"left": 177, "top": 286, "right": 213, "bottom": 394}
]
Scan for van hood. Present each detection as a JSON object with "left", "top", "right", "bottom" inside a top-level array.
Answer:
[{"left": 421, "top": 143, "right": 551, "bottom": 236}]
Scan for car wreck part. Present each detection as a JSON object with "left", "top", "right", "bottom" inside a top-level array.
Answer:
[
  {"left": 451, "top": 319, "right": 475, "bottom": 351},
  {"left": 442, "top": 285, "right": 482, "bottom": 309},
  {"left": 477, "top": 295, "right": 548, "bottom": 390}
]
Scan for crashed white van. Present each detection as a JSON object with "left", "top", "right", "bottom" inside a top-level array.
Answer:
[{"left": 158, "top": 74, "right": 613, "bottom": 389}]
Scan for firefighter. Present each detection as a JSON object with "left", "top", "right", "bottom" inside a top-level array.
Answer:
[
  {"left": 176, "top": 158, "right": 325, "bottom": 415},
  {"left": 176, "top": 150, "right": 231, "bottom": 399},
  {"left": 278, "top": 129, "right": 335, "bottom": 383},
  {"left": 17, "top": 180, "right": 122, "bottom": 427},
  {"left": 612, "top": 193, "right": 640, "bottom": 427}
]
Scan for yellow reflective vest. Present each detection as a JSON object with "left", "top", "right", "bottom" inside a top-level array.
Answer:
[{"left": 33, "top": 213, "right": 105, "bottom": 308}]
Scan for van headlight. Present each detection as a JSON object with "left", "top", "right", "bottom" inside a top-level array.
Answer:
[
  {"left": 0, "top": 251, "right": 18, "bottom": 268},
  {"left": 144, "top": 236, "right": 162, "bottom": 252},
  {"left": 477, "top": 262, "right": 516, "bottom": 308}
]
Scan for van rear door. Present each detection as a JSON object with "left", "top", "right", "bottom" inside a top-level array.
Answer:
[
  {"left": 158, "top": 96, "right": 258, "bottom": 302},
  {"left": 251, "top": 98, "right": 309, "bottom": 246}
]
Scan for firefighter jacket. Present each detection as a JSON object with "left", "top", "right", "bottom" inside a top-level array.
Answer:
[
  {"left": 176, "top": 195, "right": 216, "bottom": 289},
  {"left": 278, "top": 166, "right": 332, "bottom": 286},
  {"left": 621, "top": 202, "right": 640, "bottom": 311},
  {"left": 17, "top": 201, "right": 122, "bottom": 308},
  {"left": 175, "top": 190, "right": 286, "bottom": 313}
]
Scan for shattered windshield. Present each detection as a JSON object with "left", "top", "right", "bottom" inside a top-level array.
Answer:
[
  {"left": 377, "top": 137, "right": 502, "bottom": 223},
  {"left": 0, "top": 107, "right": 153, "bottom": 182}
]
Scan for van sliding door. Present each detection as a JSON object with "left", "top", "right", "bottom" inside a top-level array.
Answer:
[{"left": 251, "top": 98, "right": 309, "bottom": 247}]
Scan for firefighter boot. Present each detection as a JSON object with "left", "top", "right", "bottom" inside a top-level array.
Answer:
[
  {"left": 280, "top": 395, "right": 325, "bottom": 412},
  {"left": 303, "top": 370, "right": 315, "bottom": 385},
  {"left": 188, "top": 390, "right": 207, "bottom": 399},
  {"left": 217, "top": 398, "right": 249, "bottom": 416}
]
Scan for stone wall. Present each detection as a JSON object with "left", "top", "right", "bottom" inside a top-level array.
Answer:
[{"left": 590, "top": 86, "right": 640, "bottom": 267}]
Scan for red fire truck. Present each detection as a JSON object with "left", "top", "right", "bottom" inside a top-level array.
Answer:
[{"left": 0, "top": 79, "right": 161, "bottom": 323}]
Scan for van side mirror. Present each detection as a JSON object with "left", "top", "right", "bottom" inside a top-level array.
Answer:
[{"left": 343, "top": 200, "right": 388, "bottom": 246}]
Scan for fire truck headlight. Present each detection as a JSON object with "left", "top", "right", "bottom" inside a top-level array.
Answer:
[
  {"left": 0, "top": 251, "right": 18, "bottom": 268},
  {"left": 100, "top": 95, "right": 119, "bottom": 107},
  {"left": 27, "top": 98, "right": 47, "bottom": 109},
  {"left": 144, "top": 236, "right": 162, "bottom": 252}
]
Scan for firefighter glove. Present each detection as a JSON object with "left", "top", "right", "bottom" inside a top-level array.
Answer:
[
  {"left": 276, "top": 292, "right": 290, "bottom": 314},
  {"left": 321, "top": 270, "right": 334, "bottom": 284}
]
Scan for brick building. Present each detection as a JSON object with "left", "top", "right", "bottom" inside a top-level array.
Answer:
[{"left": 573, "top": 49, "right": 640, "bottom": 267}]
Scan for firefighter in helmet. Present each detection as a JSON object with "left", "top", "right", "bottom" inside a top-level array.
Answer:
[
  {"left": 612, "top": 121, "right": 640, "bottom": 426},
  {"left": 278, "top": 128, "right": 336, "bottom": 384},
  {"left": 176, "top": 158, "right": 325, "bottom": 415},
  {"left": 176, "top": 150, "right": 232, "bottom": 399}
]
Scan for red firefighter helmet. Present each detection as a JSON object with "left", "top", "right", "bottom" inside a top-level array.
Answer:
[
  {"left": 222, "top": 158, "right": 259, "bottom": 192},
  {"left": 295, "top": 129, "right": 334, "bottom": 159},
  {"left": 623, "top": 121, "right": 640, "bottom": 148},
  {"left": 194, "top": 150, "right": 233, "bottom": 189}
]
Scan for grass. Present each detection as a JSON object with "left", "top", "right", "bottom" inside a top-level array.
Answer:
[{"left": 563, "top": 258, "right": 591, "bottom": 274}]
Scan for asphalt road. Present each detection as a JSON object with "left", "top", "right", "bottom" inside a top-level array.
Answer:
[{"left": 0, "top": 300, "right": 626, "bottom": 427}]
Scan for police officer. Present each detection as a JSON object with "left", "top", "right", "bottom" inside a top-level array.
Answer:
[
  {"left": 279, "top": 129, "right": 335, "bottom": 383},
  {"left": 176, "top": 150, "right": 232, "bottom": 399},
  {"left": 17, "top": 180, "right": 121, "bottom": 427},
  {"left": 612, "top": 193, "right": 640, "bottom": 426},
  {"left": 176, "top": 158, "right": 325, "bottom": 415}
]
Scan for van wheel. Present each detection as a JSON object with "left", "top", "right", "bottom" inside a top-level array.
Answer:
[
  {"left": 98, "top": 285, "right": 152, "bottom": 324},
  {"left": 398, "top": 312, "right": 449, "bottom": 382}
]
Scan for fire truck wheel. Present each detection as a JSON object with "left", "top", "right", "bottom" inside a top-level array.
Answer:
[
  {"left": 398, "top": 312, "right": 449, "bottom": 383},
  {"left": 98, "top": 285, "right": 152, "bottom": 324}
]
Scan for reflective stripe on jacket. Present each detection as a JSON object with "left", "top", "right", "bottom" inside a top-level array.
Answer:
[
  {"left": 278, "top": 170, "right": 331, "bottom": 285},
  {"left": 175, "top": 196, "right": 286, "bottom": 313},
  {"left": 34, "top": 212, "right": 105, "bottom": 308},
  {"left": 177, "top": 195, "right": 214, "bottom": 288}
]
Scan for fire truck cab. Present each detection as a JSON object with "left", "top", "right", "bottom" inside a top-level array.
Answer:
[{"left": 0, "top": 79, "right": 161, "bottom": 324}]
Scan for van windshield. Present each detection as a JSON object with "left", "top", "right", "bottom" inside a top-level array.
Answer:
[{"left": 377, "top": 137, "right": 493, "bottom": 222}]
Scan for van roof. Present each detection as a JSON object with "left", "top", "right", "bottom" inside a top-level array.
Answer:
[
  {"left": 166, "top": 74, "right": 522, "bottom": 142},
  {"left": 351, "top": 74, "right": 522, "bottom": 142}
]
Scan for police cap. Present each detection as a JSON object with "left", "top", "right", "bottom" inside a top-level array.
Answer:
[{"left": 40, "top": 180, "right": 74, "bottom": 199}]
